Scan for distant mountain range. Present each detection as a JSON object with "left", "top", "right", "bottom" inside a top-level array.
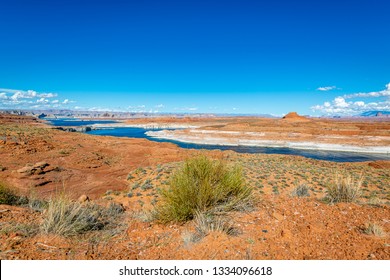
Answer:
[{"left": 359, "top": 111, "right": 390, "bottom": 117}]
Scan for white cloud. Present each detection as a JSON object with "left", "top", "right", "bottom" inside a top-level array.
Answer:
[
  {"left": 334, "top": 97, "right": 349, "bottom": 108},
  {"left": 128, "top": 105, "right": 146, "bottom": 109},
  {"left": 127, "top": 105, "right": 147, "bottom": 112},
  {"left": 62, "top": 99, "right": 75, "bottom": 104},
  {"left": 0, "top": 88, "right": 74, "bottom": 109},
  {"left": 8, "top": 90, "right": 56, "bottom": 101},
  {"left": 88, "top": 107, "right": 113, "bottom": 112},
  {"left": 0, "top": 88, "right": 20, "bottom": 94},
  {"left": 317, "top": 86, "right": 336, "bottom": 91},
  {"left": 175, "top": 107, "right": 199, "bottom": 112},
  {"left": 11, "top": 90, "right": 36, "bottom": 100},
  {"left": 155, "top": 104, "right": 164, "bottom": 108},
  {"left": 354, "top": 101, "right": 365, "bottom": 107},
  {"left": 39, "top": 93, "right": 57, "bottom": 98},
  {"left": 311, "top": 83, "right": 390, "bottom": 115},
  {"left": 37, "top": 98, "right": 49, "bottom": 104},
  {"left": 343, "top": 83, "right": 390, "bottom": 98}
]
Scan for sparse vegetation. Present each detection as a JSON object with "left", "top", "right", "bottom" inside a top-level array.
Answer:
[
  {"left": 325, "top": 172, "right": 362, "bottom": 203},
  {"left": 155, "top": 155, "right": 253, "bottom": 223},
  {"left": 1, "top": 114, "right": 390, "bottom": 260},
  {"left": 181, "top": 230, "right": 201, "bottom": 247},
  {"left": 363, "top": 223, "right": 385, "bottom": 237},
  {"left": 130, "top": 210, "right": 155, "bottom": 223},
  {"left": 0, "top": 183, "right": 19, "bottom": 205},
  {"left": 41, "top": 195, "right": 123, "bottom": 237},
  {"left": 291, "top": 183, "right": 310, "bottom": 197},
  {"left": 141, "top": 179, "right": 153, "bottom": 191},
  {"left": 0, "top": 221, "right": 39, "bottom": 238},
  {"left": 28, "top": 198, "right": 48, "bottom": 212},
  {"left": 194, "top": 212, "right": 240, "bottom": 237},
  {"left": 180, "top": 211, "right": 240, "bottom": 246}
]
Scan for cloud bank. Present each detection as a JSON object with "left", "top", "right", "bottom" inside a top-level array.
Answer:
[
  {"left": 312, "top": 83, "right": 390, "bottom": 115},
  {"left": 0, "top": 88, "right": 75, "bottom": 109}
]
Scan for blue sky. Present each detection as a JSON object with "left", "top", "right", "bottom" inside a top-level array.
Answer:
[{"left": 1, "top": 0, "right": 389, "bottom": 116}]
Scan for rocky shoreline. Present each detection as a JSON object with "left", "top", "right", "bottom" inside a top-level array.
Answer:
[{"left": 146, "top": 129, "right": 390, "bottom": 155}]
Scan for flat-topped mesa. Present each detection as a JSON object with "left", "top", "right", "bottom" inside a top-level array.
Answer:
[{"left": 282, "top": 112, "right": 310, "bottom": 122}]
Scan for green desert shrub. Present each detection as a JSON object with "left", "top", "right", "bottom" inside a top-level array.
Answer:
[
  {"left": 0, "top": 183, "right": 19, "bottom": 205},
  {"left": 155, "top": 155, "right": 252, "bottom": 223},
  {"left": 41, "top": 195, "right": 123, "bottom": 237},
  {"left": 325, "top": 172, "right": 362, "bottom": 203}
]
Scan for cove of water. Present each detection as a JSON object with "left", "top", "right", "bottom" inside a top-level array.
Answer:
[
  {"left": 46, "top": 118, "right": 118, "bottom": 127},
  {"left": 44, "top": 118, "right": 389, "bottom": 162},
  {"left": 85, "top": 127, "right": 390, "bottom": 163}
]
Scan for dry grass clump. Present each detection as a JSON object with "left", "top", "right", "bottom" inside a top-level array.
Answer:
[
  {"left": 363, "top": 223, "right": 385, "bottom": 237},
  {"left": 155, "top": 155, "right": 253, "bottom": 223},
  {"left": 325, "top": 172, "right": 362, "bottom": 203},
  {"left": 41, "top": 195, "right": 124, "bottom": 237},
  {"left": 181, "top": 211, "right": 240, "bottom": 247},
  {"left": 0, "top": 183, "right": 19, "bottom": 205},
  {"left": 291, "top": 183, "right": 310, "bottom": 197},
  {"left": 194, "top": 212, "right": 240, "bottom": 237},
  {"left": 0, "top": 222, "right": 40, "bottom": 238}
]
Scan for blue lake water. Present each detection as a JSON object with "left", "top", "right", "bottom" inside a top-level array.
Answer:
[
  {"left": 86, "top": 127, "right": 390, "bottom": 163},
  {"left": 44, "top": 118, "right": 389, "bottom": 162},
  {"left": 46, "top": 118, "right": 118, "bottom": 127}
]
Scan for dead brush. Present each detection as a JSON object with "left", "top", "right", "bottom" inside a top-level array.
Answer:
[
  {"left": 325, "top": 172, "right": 362, "bottom": 203},
  {"left": 363, "top": 223, "right": 385, "bottom": 237},
  {"left": 194, "top": 211, "right": 240, "bottom": 237},
  {"left": 41, "top": 195, "right": 124, "bottom": 237},
  {"left": 291, "top": 183, "right": 310, "bottom": 197}
]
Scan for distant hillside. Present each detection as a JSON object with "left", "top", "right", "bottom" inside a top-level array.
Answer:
[
  {"left": 359, "top": 111, "right": 390, "bottom": 117},
  {"left": 282, "top": 112, "right": 310, "bottom": 121}
]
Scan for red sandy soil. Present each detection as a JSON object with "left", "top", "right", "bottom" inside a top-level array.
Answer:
[
  {"left": 0, "top": 115, "right": 190, "bottom": 199},
  {"left": 0, "top": 114, "right": 389, "bottom": 260},
  {"left": 1, "top": 195, "right": 389, "bottom": 260}
]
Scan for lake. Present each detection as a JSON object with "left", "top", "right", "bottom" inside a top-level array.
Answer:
[
  {"left": 46, "top": 118, "right": 118, "bottom": 127},
  {"left": 44, "top": 118, "right": 389, "bottom": 162},
  {"left": 85, "top": 127, "right": 390, "bottom": 163}
]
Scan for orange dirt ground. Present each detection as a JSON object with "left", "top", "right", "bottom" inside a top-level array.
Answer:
[
  {"left": 0, "top": 114, "right": 389, "bottom": 260},
  {"left": 124, "top": 112, "right": 390, "bottom": 147}
]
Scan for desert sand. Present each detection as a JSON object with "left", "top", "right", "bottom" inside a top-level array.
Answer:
[{"left": 0, "top": 113, "right": 389, "bottom": 260}]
